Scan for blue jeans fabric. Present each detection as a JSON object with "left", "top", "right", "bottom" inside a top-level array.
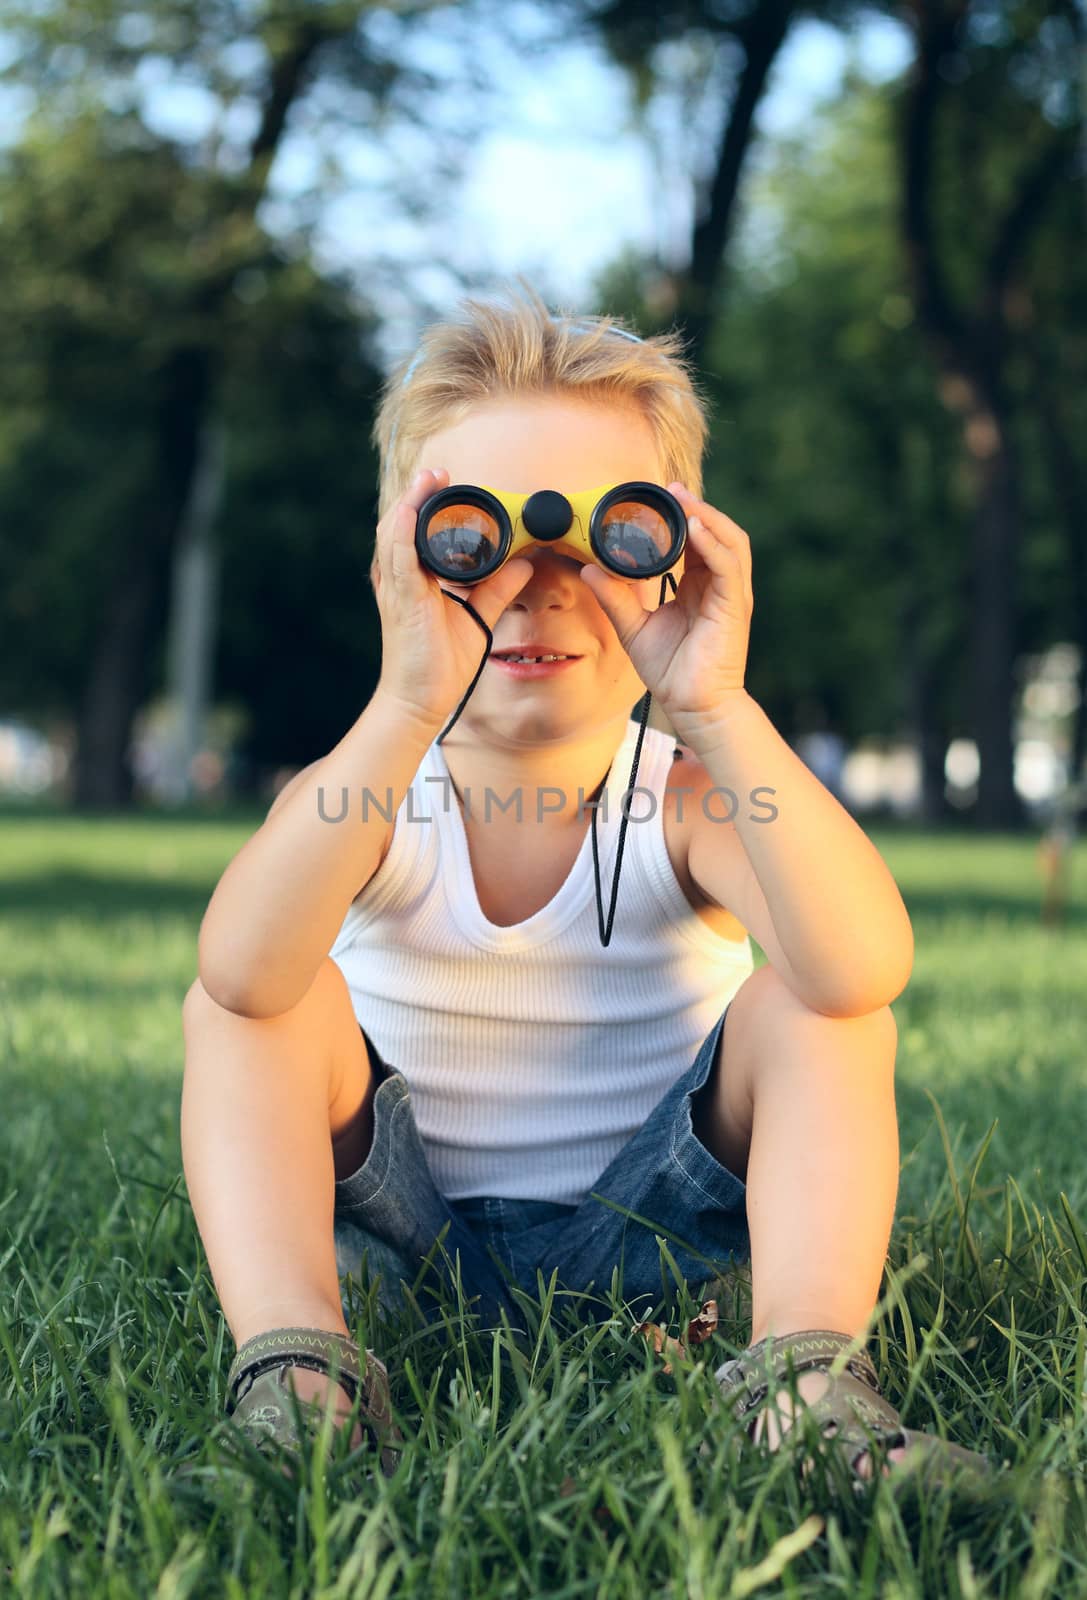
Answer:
[{"left": 332, "top": 1005, "right": 750, "bottom": 1333}]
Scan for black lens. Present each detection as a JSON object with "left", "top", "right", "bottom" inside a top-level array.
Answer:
[
  {"left": 416, "top": 488, "right": 508, "bottom": 582},
  {"left": 591, "top": 484, "right": 685, "bottom": 577}
]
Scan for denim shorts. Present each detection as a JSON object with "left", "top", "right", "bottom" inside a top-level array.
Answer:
[{"left": 332, "top": 1004, "right": 750, "bottom": 1334}]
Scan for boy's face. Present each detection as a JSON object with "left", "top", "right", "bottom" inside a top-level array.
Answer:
[{"left": 415, "top": 393, "right": 677, "bottom": 746}]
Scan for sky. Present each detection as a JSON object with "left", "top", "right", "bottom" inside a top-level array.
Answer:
[
  {"left": 388, "top": 12, "right": 908, "bottom": 367},
  {"left": 0, "top": 4, "right": 914, "bottom": 371},
  {"left": 130, "top": 5, "right": 913, "bottom": 371},
  {"left": 326, "top": 9, "right": 913, "bottom": 369}
]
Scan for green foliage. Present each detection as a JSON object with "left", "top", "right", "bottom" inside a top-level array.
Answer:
[
  {"left": 600, "top": 66, "right": 1080, "bottom": 746},
  {"left": 0, "top": 0, "right": 1081, "bottom": 778},
  {"left": 213, "top": 260, "right": 387, "bottom": 776},
  {"left": 0, "top": 111, "right": 388, "bottom": 763},
  {"left": 712, "top": 89, "right": 973, "bottom": 736}
]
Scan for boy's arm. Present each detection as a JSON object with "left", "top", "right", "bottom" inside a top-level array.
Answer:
[
  {"left": 198, "top": 691, "right": 443, "bottom": 1019},
  {"left": 678, "top": 692, "right": 913, "bottom": 1019}
]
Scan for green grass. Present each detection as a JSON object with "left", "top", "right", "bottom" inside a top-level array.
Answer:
[{"left": 1, "top": 814, "right": 1085, "bottom": 1595}]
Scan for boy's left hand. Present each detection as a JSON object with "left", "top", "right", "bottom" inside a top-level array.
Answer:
[{"left": 579, "top": 482, "right": 752, "bottom": 722}]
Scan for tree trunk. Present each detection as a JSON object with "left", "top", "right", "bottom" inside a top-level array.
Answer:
[
  {"left": 70, "top": 19, "right": 341, "bottom": 809},
  {"left": 864, "top": 403, "right": 957, "bottom": 825},
  {"left": 898, "top": 577, "right": 956, "bottom": 824},
  {"left": 963, "top": 364, "right": 1025, "bottom": 827},
  {"left": 162, "top": 417, "right": 227, "bottom": 804},
  {"left": 72, "top": 345, "right": 210, "bottom": 809},
  {"left": 70, "top": 522, "right": 169, "bottom": 808},
  {"left": 899, "top": 0, "right": 1075, "bottom": 832},
  {"left": 672, "top": 0, "right": 795, "bottom": 369},
  {"left": 1024, "top": 327, "right": 1087, "bottom": 793}
]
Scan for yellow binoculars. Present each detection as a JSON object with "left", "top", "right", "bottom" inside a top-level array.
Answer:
[{"left": 415, "top": 481, "right": 686, "bottom": 585}]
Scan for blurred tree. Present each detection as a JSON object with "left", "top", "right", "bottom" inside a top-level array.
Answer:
[
  {"left": 999, "top": 48, "right": 1087, "bottom": 802},
  {"left": 0, "top": 120, "right": 387, "bottom": 795},
  {"left": 590, "top": 0, "right": 1082, "bottom": 828},
  {"left": 595, "top": 67, "right": 1078, "bottom": 826},
  {"left": 0, "top": 118, "right": 197, "bottom": 735},
  {"left": 213, "top": 257, "right": 388, "bottom": 792},
  {"left": 708, "top": 85, "right": 976, "bottom": 822},
  {"left": 0, "top": 0, "right": 483, "bottom": 807},
  {"left": 582, "top": 0, "right": 802, "bottom": 363},
  {"left": 1021, "top": 212, "right": 1087, "bottom": 793},
  {"left": 1, "top": 0, "right": 1079, "bottom": 828},
  {"left": 597, "top": 84, "right": 975, "bottom": 818},
  {"left": 896, "top": 0, "right": 1084, "bottom": 827}
]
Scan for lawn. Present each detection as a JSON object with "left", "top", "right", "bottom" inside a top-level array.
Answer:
[{"left": 0, "top": 811, "right": 1085, "bottom": 1596}]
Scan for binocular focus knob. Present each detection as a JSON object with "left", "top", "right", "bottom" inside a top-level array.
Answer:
[{"left": 521, "top": 490, "right": 573, "bottom": 543}]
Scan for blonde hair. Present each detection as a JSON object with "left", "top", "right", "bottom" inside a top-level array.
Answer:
[{"left": 369, "top": 276, "right": 710, "bottom": 576}]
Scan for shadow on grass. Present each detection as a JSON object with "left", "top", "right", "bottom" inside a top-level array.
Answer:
[
  {"left": 902, "top": 887, "right": 1087, "bottom": 931},
  {"left": 0, "top": 868, "right": 211, "bottom": 921},
  {"left": 3, "top": 866, "right": 1084, "bottom": 933}
]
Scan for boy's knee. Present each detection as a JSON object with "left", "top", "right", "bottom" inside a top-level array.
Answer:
[
  {"left": 859, "top": 1002, "right": 898, "bottom": 1068},
  {"left": 726, "top": 963, "right": 804, "bottom": 1040},
  {"left": 182, "top": 976, "right": 221, "bottom": 1032},
  {"left": 727, "top": 964, "right": 898, "bottom": 1054}
]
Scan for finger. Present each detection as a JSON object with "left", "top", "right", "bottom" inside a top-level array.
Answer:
[
  {"left": 674, "top": 496, "right": 750, "bottom": 608},
  {"left": 686, "top": 515, "right": 746, "bottom": 585},
  {"left": 578, "top": 562, "right": 652, "bottom": 653},
  {"left": 668, "top": 482, "right": 752, "bottom": 593},
  {"left": 686, "top": 518, "right": 752, "bottom": 611},
  {"left": 405, "top": 463, "right": 449, "bottom": 511},
  {"left": 386, "top": 467, "right": 449, "bottom": 591},
  {"left": 444, "top": 556, "right": 535, "bottom": 631},
  {"left": 378, "top": 465, "right": 446, "bottom": 557}
]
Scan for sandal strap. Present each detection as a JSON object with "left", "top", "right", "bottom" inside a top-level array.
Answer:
[
  {"left": 714, "top": 1329, "right": 882, "bottom": 1421},
  {"left": 713, "top": 1328, "right": 994, "bottom": 1485},
  {"left": 226, "top": 1327, "right": 364, "bottom": 1413}
]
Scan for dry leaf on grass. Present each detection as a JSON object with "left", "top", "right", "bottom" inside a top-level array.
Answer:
[
  {"left": 635, "top": 1298, "right": 718, "bottom": 1374},
  {"left": 685, "top": 1298, "right": 719, "bottom": 1345},
  {"left": 634, "top": 1321, "right": 687, "bottom": 1374}
]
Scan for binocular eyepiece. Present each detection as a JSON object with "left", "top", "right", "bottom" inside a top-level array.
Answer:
[{"left": 415, "top": 481, "right": 687, "bottom": 586}]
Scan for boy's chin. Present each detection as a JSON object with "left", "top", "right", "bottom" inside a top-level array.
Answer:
[{"left": 482, "top": 696, "right": 639, "bottom": 739}]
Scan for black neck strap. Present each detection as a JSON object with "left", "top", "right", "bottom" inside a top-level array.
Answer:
[{"left": 435, "top": 571, "right": 676, "bottom": 947}]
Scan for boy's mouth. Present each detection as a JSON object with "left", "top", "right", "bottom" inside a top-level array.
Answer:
[{"left": 489, "top": 647, "right": 582, "bottom": 678}]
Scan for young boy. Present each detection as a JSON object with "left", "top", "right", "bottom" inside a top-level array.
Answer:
[{"left": 181, "top": 285, "right": 992, "bottom": 1489}]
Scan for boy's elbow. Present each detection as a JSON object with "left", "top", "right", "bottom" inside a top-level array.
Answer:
[
  {"left": 856, "top": 938, "right": 913, "bottom": 1015},
  {"left": 196, "top": 919, "right": 262, "bottom": 1017},
  {"left": 194, "top": 938, "right": 235, "bottom": 1016},
  {"left": 191, "top": 968, "right": 257, "bottom": 1018},
  {"left": 194, "top": 968, "right": 299, "bottom": 1020},
  {"left": 195, "top": 934, "right": 273, "bottom": 1018},
  {"left": 855, "top": 908, "right": 913, "bottom": 1013},
  {"left": 807, "top": 943, "right": 913, "bottom": 1019}
]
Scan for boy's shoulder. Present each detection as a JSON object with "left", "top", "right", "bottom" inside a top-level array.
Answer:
[
  {"left": 660, "top": 743, "right": 750, "bottom": 936},
  {"left": 664, "top": 744, "right": 716, "bottom": 804}
]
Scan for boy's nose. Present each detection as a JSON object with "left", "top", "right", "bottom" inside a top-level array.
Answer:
[{"left": 507, "top": 549, "right": 584, "bottom": 607}]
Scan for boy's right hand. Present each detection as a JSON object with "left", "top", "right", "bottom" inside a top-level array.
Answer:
[{"left": 371, "top": 467, "right": 535, "bottom": 730}]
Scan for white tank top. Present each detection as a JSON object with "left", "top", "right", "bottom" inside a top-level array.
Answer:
[{"left": 329, "top": 717, "right": 755, "bottom": 1206}]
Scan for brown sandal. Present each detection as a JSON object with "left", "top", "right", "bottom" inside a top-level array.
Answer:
[
  {"left": 223, "top": 1326, "right": 403, "bottom": 1479},
  {"left": 711, "top": 1329, "right": 993, "bottom": 1490}
]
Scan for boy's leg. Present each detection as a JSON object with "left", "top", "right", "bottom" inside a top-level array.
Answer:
[
  {"left": 181, "top": 957, "right": 377, "bottom": 1443},
  {"left": 690, "top": 962, "right": 905, "bottom": 1473}
]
